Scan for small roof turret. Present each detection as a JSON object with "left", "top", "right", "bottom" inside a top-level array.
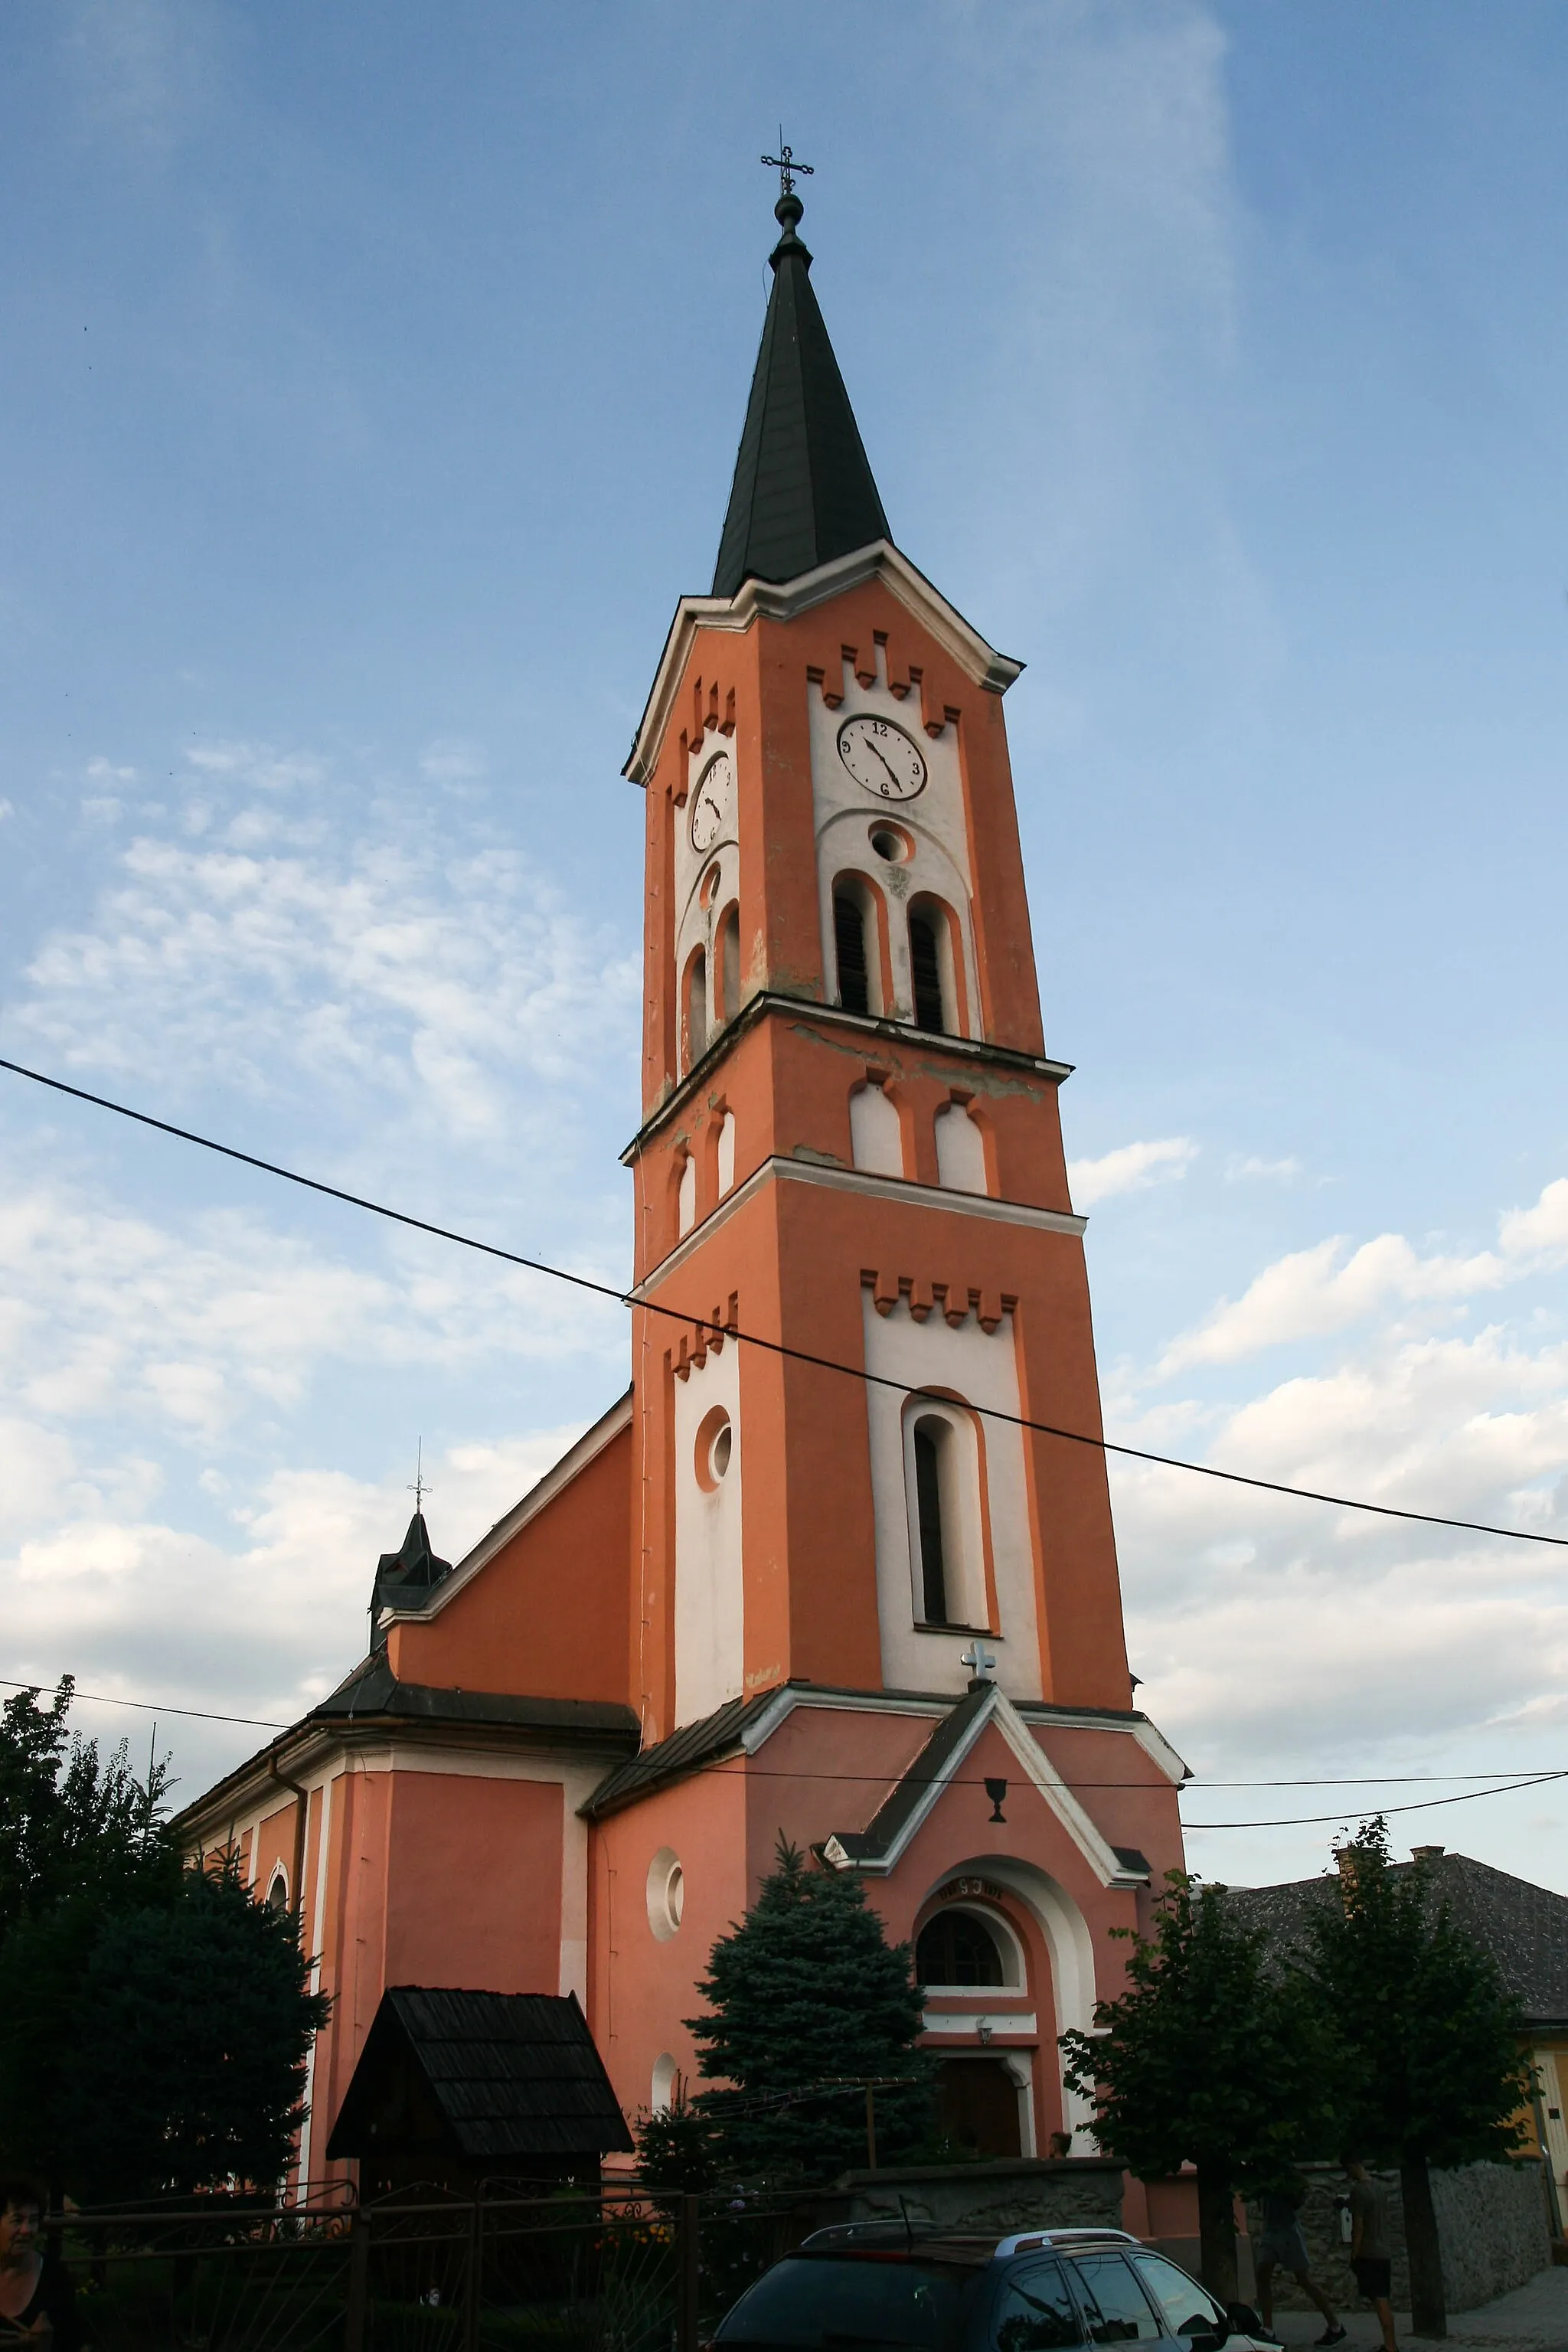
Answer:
[
  {"left": 368, "top": 1508, "right": 452, "bottom": 1651},
  {"left": 711, "top": 165, "right": 891, "bottom": 599}
]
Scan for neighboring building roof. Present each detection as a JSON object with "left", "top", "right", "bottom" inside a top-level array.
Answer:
[
  {"left": 325, "top": 1986, "right": 633, "bottom": 2164},
  {"left": 1231, "top": 1851, "right": 1568, "bottom": 2031},
  {"left": 711, "top": 190, "right": 890, "bottom": 599}
]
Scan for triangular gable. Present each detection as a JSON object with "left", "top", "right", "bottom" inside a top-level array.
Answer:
[{"left": 821, "top": 1682, "right": 1152, "bottom": 1890}]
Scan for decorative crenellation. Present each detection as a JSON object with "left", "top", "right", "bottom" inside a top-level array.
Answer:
[
  {"left": 671, "top": 1292, "right": 741, "bottom": 1381},
  {"left": 861, "top": 1268, "right": 1014, "bottom": 1334},
  {"left": 674, "top": 675, "right": 737, "bottom": 802},
  {"left": 808, "top": 632, "right": 961, "bottom": 740}
]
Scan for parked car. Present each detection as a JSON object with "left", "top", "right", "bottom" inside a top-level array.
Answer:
[{"left": 709, "top": 2224, "right": 1276, "bottom": 2352}]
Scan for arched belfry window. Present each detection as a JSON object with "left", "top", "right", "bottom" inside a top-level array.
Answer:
[
  {"left": 717, "top": 905, "right": 740, "bottom": 1027},
  {"left": 834, "top": 890, "right": 871, "bottom": 1015},
  {"left": 685, "top": 948, "right": 708, "bottom": 1070},
  {"left": 909, "top": 910, "right": 945, "bottom": 1033}
]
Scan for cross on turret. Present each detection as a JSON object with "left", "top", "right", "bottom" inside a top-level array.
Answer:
[{"left": 761, "top": 141, "right": 813, "bottom": 199}]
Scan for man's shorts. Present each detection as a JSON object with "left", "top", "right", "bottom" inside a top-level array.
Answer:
[
  {"left": 1352, "top": 2257, "right": 1393, "bottom": 2301},
  {"left": 1257, "top": 2228, "right": 1311, "bottom": 2274}
]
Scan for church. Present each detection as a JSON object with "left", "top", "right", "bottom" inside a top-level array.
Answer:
[{"left": 181, "top": 170, "right": 1189, "bottom": 2187}]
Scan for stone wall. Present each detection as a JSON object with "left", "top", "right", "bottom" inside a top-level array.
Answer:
[
  {"left": 1244, "top": 2161, "right": 1551, "bottom": 2315},
  {"left": 825, "top": 2156, "right": 1125, "bottom": 2236}
]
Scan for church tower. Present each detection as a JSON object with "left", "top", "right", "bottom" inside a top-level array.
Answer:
[
  {"left": 590, "top": 176, "right": 1187, "bottom": 2159},
  {"left": 622, "top": 176, "right": 1136, "bottom": 1736}
]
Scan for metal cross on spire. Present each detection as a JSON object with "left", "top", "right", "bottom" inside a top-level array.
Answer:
[
  {"left": 408, "top": 1437, "right": 433, "bottom": 1515},
  {"left": 761, "top": 139, "right": 813, "bottom": 199}
]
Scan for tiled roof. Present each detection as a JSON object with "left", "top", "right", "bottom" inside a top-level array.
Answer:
[
  {"left": 310, "top": 1651, "right": 641, "bottom": 1743},
  {"left": 326, "top": 1987, "right": 633, "bottom": 2163},
  {"left": 1230, "top": 1852, "right": 1568, "bottom": 2030},
  {"left": 583, "top": 1687, "right": 776, "bottom": 1818},
  {"left": 711, "top": 193, "right": 890, "bottom": 599}
]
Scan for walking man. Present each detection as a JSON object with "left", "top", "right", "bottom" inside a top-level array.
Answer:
[
  {"left": 1254, "top": 2173, "right": 1345, "bottom": 2345},
  {"left": 1343, "top": 2158, "right": 1398, "bottom": 2352}
]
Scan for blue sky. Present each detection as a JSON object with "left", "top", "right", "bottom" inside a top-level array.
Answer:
[{"left": 4, "top": 0, "right": 1568, "bottom": 1891}]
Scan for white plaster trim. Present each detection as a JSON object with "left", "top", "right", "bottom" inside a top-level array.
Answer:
[
  {"left": 296, "top": 1773, "right": 335, "bottom": 2194},
  {"left": 636, "top": 1152, "right": 1085, "bottom": 1295},
  {"left": 1125, "top": 1717, "right": 1189, "bottom": 1786},
  {"left": 923, "top": 2011, "right": 1038, "bottom": 2037},
  {"left": 380, "top": 1390, "right": 633, "bottom": 1628},
  {"left": 828, "top": 1684, "right": 1146, "bottom": 1888},
  {"left": 624, "top": 541, "right": 1024, "bottom": 786}
]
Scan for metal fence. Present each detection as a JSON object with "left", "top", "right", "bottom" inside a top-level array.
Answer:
[{"left": 47, "top": 2181, "right": 809, "bottom": 2352}]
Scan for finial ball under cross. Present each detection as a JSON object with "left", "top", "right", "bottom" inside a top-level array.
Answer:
[{"left": 761, "top": 142, "right": 814, "bottom": 200}]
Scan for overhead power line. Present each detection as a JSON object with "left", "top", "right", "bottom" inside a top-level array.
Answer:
[
  {"left": 7, "top": 1678, "right": 1567, "bottom": 1833},
  {"left": 2, "top": 1052, "right": 1565, "bottom": 1552}
]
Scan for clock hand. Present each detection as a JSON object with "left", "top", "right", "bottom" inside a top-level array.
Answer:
[{"left": 865, "top": 740, "right": 902, "bottom": 791}]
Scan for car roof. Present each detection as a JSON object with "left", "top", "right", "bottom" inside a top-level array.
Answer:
[{"left": 796, "top": 2224, "right": 1144, "bottom": 2265}]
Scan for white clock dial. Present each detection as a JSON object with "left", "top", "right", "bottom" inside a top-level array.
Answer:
[
  {"left": 689, "top": 750, "right": 734, "bottom": 853},
  {"left": 836, "top": 714, "right": 927, "bottom": 802}
]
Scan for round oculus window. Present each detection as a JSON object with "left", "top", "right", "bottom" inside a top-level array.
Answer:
[
  {"left": 695, "top": 1406, "right": 733, "bottom": 1491},
  {"left": 647, "top": 1847, "right": 685, "bottom": 1941}
]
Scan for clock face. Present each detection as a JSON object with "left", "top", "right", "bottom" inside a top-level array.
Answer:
[
  {"left": 836, "top": 714, "right": 928, "bottom": 801},
  {"left": 689, "top": 750, "right": 734, "bottom": 854}
]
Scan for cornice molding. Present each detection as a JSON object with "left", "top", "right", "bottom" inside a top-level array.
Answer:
[
  {"left": 634, "top": 1152, "right": 1086, "bottom": 1297},
  {"left": 622, "top": 991, "right": 1073, "bottom": 1165},
  {"left": 623, "top": 541, "right": 1024, "bottom": 787}
]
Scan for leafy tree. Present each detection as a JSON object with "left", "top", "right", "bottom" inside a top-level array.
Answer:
[
  {"left": 57, "top": 1858, "right": 332, "bottom": 2203},
  {"left": 1295, "top": 1819, "right": 1531, "bottom": 2340},
  {"left": 0, "top": 1681, "right": 181, "bottom": 2189},
  {"left": 0, "top": 1679, "right": 177, "bottom": 1931},
  {"left": 1060, "top": 1872, "right": 1334, "bottom": 2300},
  {"left": 686, "top": 1838, "right": 930, "bottom": 2183}
]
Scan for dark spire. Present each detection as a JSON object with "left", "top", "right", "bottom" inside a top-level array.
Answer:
[
  {"left": 711, "top": 182, "right": 891, "bottom": 599},
  {"left": 368, "top": 1508, "right": 452, "bottom": 1652}
]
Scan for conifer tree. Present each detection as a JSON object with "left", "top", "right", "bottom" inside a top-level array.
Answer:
[
  {"left": 1060, "top": 1872, "right": 1333, "bottom": 2300},
  {"left": 686, "top": 1838, "right": 929, "bottom": 2182},
  {"left": 1296, "top": 1819, "right": 1530, "bottom": 2340}
]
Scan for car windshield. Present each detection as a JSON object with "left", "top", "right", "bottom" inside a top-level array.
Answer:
[{"left": 715, "top": 2253, "right": 983, "bottom": 2350}]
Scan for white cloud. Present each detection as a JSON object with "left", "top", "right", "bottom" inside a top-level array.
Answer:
[
  {"left": 1158, "top": 1177, "right": 1568, "bottom": 1373},
  {"left": 1226, "top": 1154, "right": 1299, "bottom": 1183},
  {"left": 1069, "top": 1135, "right": 1198, "bottom": 1207},
  {"left": 1109, "top": 1176, "right": 1568, "bottom": 1886},
  {"left": 13, "top": 738, "right": 639, "bottom": 1146},
  {"left": 1, "top": 1422, "right": 593, "bottom": 1733}
]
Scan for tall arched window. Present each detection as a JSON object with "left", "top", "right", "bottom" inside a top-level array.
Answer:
[
  {"left": 834, "top": 890, "right": 871, "bottom": 1014},
  {"left": 913, "top": 1415, "right": 952, "bottom": 1624},
  {"left": 685, "top": 948, "right": 708, "bottom": 1068},
  {"left": 909, "top": 910, "right": 945, "bottom": 1032},
  {"left": 904, "top": 1398, "right": 989, "bottom": 1631},
  {"left": 717, "top": 905, "right": 740, "bottom": 1026}
]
